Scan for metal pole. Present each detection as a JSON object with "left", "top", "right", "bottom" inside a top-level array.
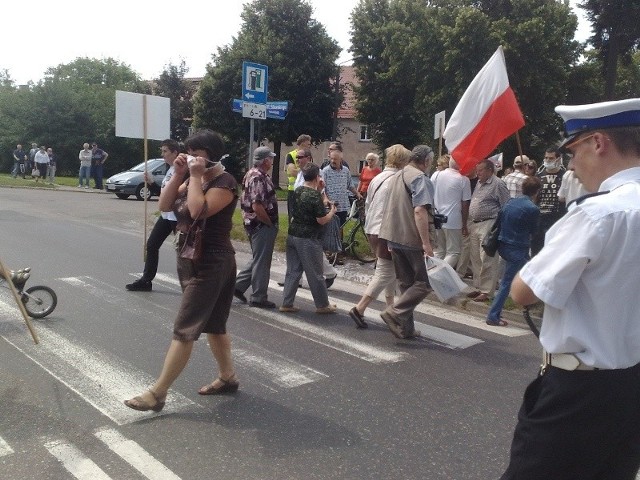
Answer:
[{"left": 248, "top": 118, "right": 255, "bottom": 170}]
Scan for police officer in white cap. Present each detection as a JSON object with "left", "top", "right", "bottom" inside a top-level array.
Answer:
[{"left": 501, "top": 98, "right": 640, "bottom": 479}]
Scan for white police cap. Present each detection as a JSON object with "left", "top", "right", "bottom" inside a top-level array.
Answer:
[{"left": 556, "top": 98, "right": 640, "bottom": 151}]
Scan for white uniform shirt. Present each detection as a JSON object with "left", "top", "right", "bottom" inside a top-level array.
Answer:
[
  {"left": 160, "top": 165, "right": 177, "bottom": 221},
  {"left": 431, "top": 168, "right": 471, "bottom": 229},
  {"left": 519, "top": 167, "right": 640, "bottom": 369},
  {"left": 363, "top": 167, "right": 398, "bottom": 235}
]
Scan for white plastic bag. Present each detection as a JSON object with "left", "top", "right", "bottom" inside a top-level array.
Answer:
[{"left": 426, "top": 256, "right": 468, "bottom": 302}]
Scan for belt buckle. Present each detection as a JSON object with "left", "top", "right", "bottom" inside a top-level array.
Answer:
[{"left": 550, "top": 353, "right": 581, "bottom": 371}]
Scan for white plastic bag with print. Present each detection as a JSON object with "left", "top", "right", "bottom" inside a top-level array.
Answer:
[{"left": 425, "top": 256, "right": 468, "bottom": 302}]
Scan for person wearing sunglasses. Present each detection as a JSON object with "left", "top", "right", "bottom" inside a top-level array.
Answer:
[{"left": 501, "top": 98, "right": 640, "bottom": 479}]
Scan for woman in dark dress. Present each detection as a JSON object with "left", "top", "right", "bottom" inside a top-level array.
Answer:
[{"left": 125, "top": 130, "right": 240, "bottom": 412}]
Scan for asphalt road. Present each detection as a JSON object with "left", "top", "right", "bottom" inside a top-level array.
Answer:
[{"left": 0, "top": 187, "right": 543, "bottom": 480}]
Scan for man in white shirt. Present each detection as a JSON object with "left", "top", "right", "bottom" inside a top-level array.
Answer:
[
  {"left": 502, "top": 98, "right": 640, "bottom": 479},
  {"left": 126, "top": 139, "right": 180, "bottom": 291},
  {"left": 431, "top": 156, "right": 471, "bottom": 267}
]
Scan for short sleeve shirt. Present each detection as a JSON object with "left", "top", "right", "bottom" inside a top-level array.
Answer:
[
  {"left": 289, "top": 187, "right": 326, "bottom": 239},
  {"left": 469, "top": 175, "right": 510, "bottom": 221},
  {"left": 240, "top": 167, "right": 278, "bottom": 233},
  {"left": 321, "top": 164, "right": 353, "bottom": 212},
  {"left": 519, "top": 167, "right": 640, "bottom": 369}
]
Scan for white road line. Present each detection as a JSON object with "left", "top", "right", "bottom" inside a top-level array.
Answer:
[
  {"left": 313, "top": 273, "right": 530, "bottom": 338},
  {"left": 44, "top": 439, "right": 111, "bottom": 480},
  {"left": 234, "top": 338, "right": 328, "bottom": 388},
  {"left": 94, "top": 428, "right": 181, "bottom": 480},
  {"left": 241, "top": 306, "right": 408, "bottom": 364},
  {"left": 268, "top": 280, "right": 484, "bottom": 349},
  {"left": 152, "top": 272, "right": 180, "bottom": 287},
  {"left": 59, "top": 276, "right": 173, "bottom": 314},
  {"left": 0, "top": 299, "right": 196, "bottom": 426},
  {"left": 0, "top": 435, "right": 14, "bottom": 457}
]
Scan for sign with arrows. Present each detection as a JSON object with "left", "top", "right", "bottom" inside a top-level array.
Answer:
[
  {"left": 232, "top": 99, "right": 289, "bottom": 120},
  {"left": 242, "top": 61, "right": 268, "bottom": 105}
]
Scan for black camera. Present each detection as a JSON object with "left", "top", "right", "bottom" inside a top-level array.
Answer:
[{"left": 433, "top": 213, "right": 448, "bottom": 229}]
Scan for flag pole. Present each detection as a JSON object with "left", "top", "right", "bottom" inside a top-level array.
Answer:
[
  {"left": 515, "top": 130, "right": 524, "bottom": 159},
  {"left": 0, "top": 258, "right": 39, "bottom": 344},
  {"left": 143, "top": 94, "right": 148, "bottom": 262}
]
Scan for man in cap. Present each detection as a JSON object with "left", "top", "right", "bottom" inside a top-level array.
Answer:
[
  {"left": 502, "top": 154, "right": 529, "bottom": 198},
  {"left": 501, "top": 98, "right": 640, "bottom": 479},
  {"left": 234, "top": 146, "right": 279, "bottom": 308}
]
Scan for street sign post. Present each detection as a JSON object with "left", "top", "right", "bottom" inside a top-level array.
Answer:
[
  {"left": 232, "top": 99, "right": 289, "bottom": 120},
  {"left": 242, "top": 61, "right": 269, "bottom": 168}
]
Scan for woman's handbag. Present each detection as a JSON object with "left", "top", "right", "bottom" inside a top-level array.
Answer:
[
  {"left": 31, "top": 167, "right": 40, "bottom": 177},
  {"left": 425, "top": 256, "right": 468, "bottom": 302},
  {"left": 179, "top": 202, "right": 207, "bottom": 262},
  {"left": 481, "top": 215, "right": 501, "bottom": 257}
]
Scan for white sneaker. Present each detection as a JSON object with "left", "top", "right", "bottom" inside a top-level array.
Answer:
[
  {"left": 84, "top": 186, "right": 89, "bottom": 189},
  {"left": 77, "top": 184, "right": 82, "bottom": 188}
]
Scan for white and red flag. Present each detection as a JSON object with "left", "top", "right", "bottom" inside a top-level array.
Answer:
[{"left": 443, "top": 46, "right": 524, "bottom": 174}]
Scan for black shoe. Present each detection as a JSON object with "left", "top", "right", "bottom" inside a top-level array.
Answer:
[
  {"left": 349, "top": 307, "right": 368, "bottom": 329},
  {"left": 126, "top": 278, "right": 152, "bottom": 291},
  {"left": 249, "top": 300, "right": 276, "bottom": 309},
  {"left": 234, "top": 289, "right": 247, "bottom": 303}
]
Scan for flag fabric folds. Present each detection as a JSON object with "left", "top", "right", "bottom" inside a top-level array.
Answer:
[{"left": 443, "top": 46, "right": 525, "bottom": 174}]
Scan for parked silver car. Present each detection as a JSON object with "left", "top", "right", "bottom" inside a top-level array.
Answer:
[{"left": 104, "top": 159, "right": 169, "bottom": 200}]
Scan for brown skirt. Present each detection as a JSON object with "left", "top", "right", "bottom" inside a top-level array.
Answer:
[{"left": 173, "top": 251, "right": 236, "bottom": 341}]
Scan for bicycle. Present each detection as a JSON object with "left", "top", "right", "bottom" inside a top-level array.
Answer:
[
  {"left": 327, "top": 199, "right": 376, "bottom": 265},
  {"left": 0, "top": 267, "right": 58, "bottom": 318}
]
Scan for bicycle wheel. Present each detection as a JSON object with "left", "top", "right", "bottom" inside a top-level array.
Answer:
[
  {"left": 347, "top": 221, "right": 376, "bottom": 263},
  {"left": 22, "top": 286, "right": 57, "bottom": 318}
]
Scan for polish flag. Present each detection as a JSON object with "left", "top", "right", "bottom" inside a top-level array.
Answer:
[{"left": 443, "top": 46, "right": 524, "bottom": 174}]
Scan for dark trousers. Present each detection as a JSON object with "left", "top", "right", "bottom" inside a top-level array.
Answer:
[
  {"left": 501, "top": 364, "right": 640, "bottom": 479},
  {"left": 93, "top": 163, "right": 104, "bottom": 189},
  {"left": 531, "top": 213, "right": 561, "bottom": 257},
  {"left": 142, "top": 217, "right": 176, "bottom": 282}
]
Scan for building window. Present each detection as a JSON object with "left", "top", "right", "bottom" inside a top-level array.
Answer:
[{"left": 359, "top": 125, "right": 372, "bottom": 142}]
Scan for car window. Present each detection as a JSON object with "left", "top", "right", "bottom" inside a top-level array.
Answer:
[{"left": 130, "top": 160, "right": 163, "bottom": 172}]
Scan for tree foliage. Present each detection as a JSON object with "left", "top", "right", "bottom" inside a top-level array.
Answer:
[
  {"left": 579, "top": 0, "right": 640, "bottom": 99},
  {"left": 153, "top": 61, "right": 195, "bottom": 142},
  {"left": 0, "top": 58, "right": 149, "bottom": 175},
  {"left": 193, "top": 0, "right": 341, "bottom": 183},
  {"left": 350, "top": 0, "right": 580, "bottom": 163}
]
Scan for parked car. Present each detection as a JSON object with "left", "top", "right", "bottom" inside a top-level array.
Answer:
[{"left": 104, "top": 159, "right": 169, "bottom": 200}]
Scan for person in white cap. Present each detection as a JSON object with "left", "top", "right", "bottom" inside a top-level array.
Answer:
[
  {"left": 502, "top": 154, "right": 529, "bottom": 198},
  {"left": 234, "top": 146, "right": 279, "bottom": 308},
  {"left": 501, "top": 98, "right": 640, "bottom": 479}
]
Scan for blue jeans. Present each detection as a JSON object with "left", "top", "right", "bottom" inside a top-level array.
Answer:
[
  {"left": 79, "top": 165, "right": 91, "bottom": 186},
  {"left": 487, "top": 243, "right": 529, "bottom": 322}
]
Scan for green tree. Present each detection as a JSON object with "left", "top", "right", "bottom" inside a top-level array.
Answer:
[
  {"left": 153, "top": 60, "right": 195, "bottom": 142},
  {"left": 350, "top": 0, "right": 580, "bottom": 161},
  {"left": 579, "top": 0, "right": 640, "bottom": 99},
  {"left": 193, "top": 0, "right": 340, "bottom": 184}
]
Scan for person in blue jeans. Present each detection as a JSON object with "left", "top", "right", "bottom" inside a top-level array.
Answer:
[{"left": 486, "top": 176, "right": 541, "bottom": 326}]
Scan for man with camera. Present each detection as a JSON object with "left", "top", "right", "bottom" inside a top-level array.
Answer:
[
  {"left": 378, "top": 145, "right": 435, "bottom": 339},
  {"left": 431, "top": 155, "right": 471, "bottom": 268}
]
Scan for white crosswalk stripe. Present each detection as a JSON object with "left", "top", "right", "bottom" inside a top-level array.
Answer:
[
  {"left": 0, "top": 435, "right": 14, "bottom": 457},
  {"left": 44, "top": 439, "right": 112, "bottom": 480},
  {"left": 94, "top": 428, "right": 181, "bottom": 479},
  {"left": 0, "top": 298, "right": 196, "bottom": 426}
]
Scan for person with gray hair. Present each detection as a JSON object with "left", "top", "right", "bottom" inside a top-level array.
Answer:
[
  {"left": 431, "top": 155, "right": 472, "bottom": 268},
  {"left": 234, "top": 146, "right": 279, "bottom": 308},
  {"left": 377, "top": 145, "right": 435, "bottom": 339},
  {"left": 466, "top": 159, "right": 510, "bottom": 302}
]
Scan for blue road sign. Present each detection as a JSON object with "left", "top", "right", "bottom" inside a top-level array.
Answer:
[
  {"left": 242, "top": 61, "right": 268, "bottom": 105},
  {"left": 232, "top": 99, "right": 289, "bottom": 120}
]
